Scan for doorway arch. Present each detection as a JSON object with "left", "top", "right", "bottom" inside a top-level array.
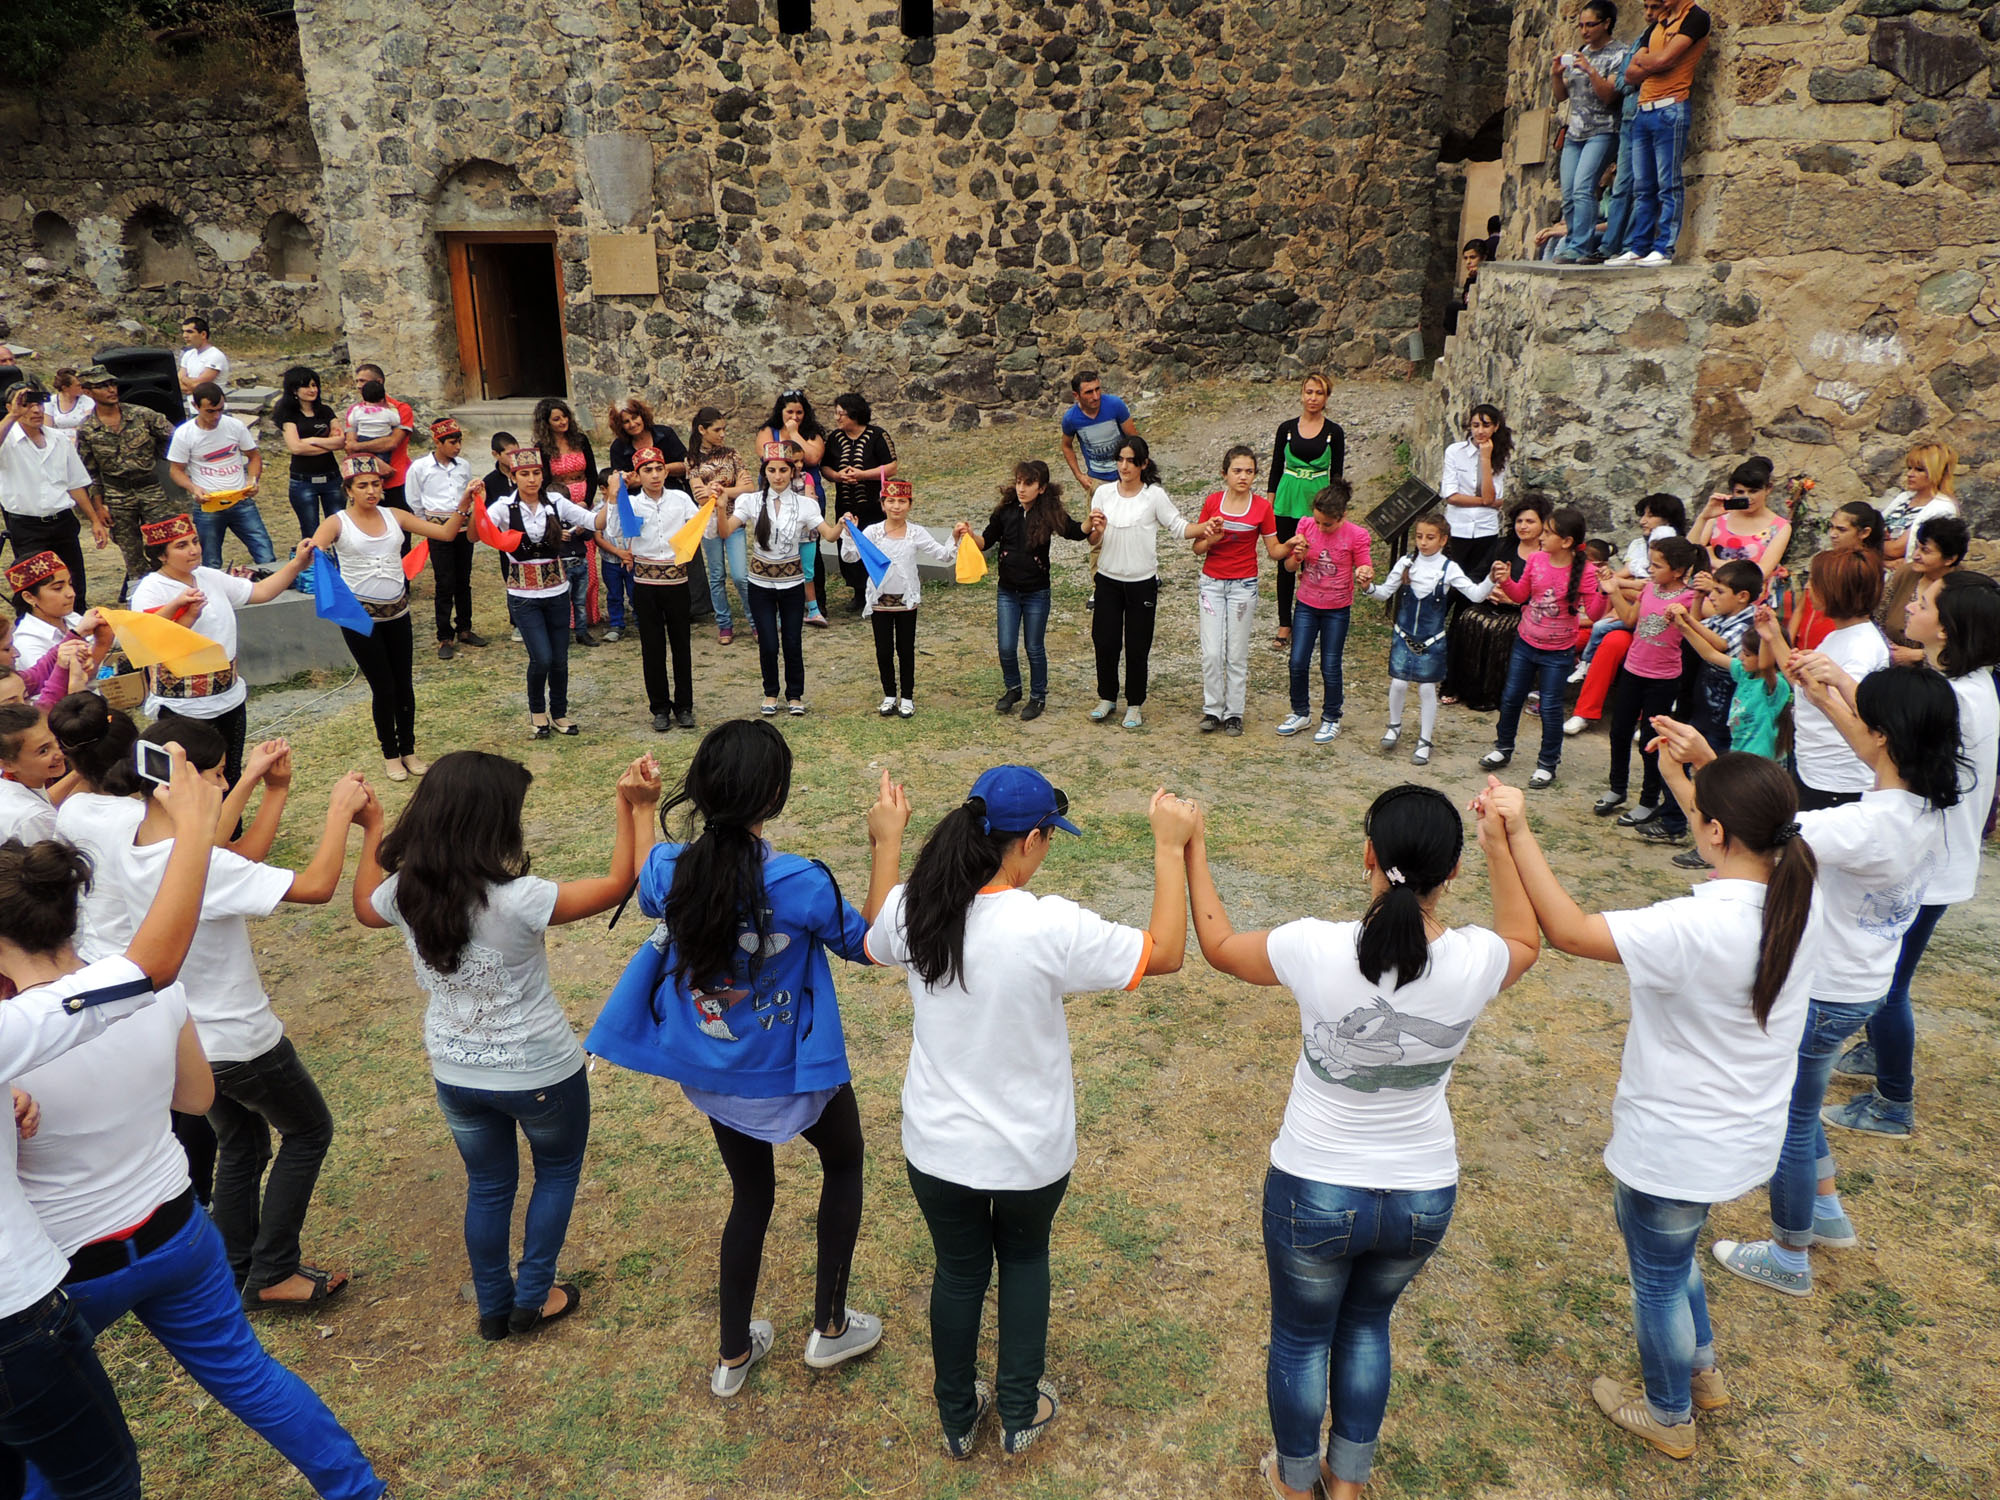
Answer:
[{"left": 433, "top": 161, "right": 567, "bottom": 401}]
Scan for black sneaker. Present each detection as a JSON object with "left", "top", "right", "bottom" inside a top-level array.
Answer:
[
  {"left": 676, "top": 709, "right": 696, "bottom": 729},
  {"left": 996, "top": 688, "right": 1022, "bottom": 714},
  {"left": 457, "top": 630, "right": 489, "bottom": 648},
  {"left": 1199, "top": 714, "right": 1222, "bottom": 734},
  {"left": 1671, "top": 847, "right": 1709, "bottom": 870},
  {"left": 1615, "top": 803, "right": 1660, "bottom": 828},
  {"left": 574, "top": 630, "right": 600, "bottom": 648},
  {"left": 437, "top": 641, "right": 456, "bottom": 660},
  {"left": 1020, "top": 698, "right": 1045, "bottom": 721},
  {"left": 1637, "top": 820, "right": 1688, "bottom": 844},
  {"left": 651, "top": 713, "right": 673, "bottom": 733},
  {"left": 1224, "top": 717, "right": 1244, "bottom": 737}
]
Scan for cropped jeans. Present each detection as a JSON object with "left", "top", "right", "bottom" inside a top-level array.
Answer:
[
  {"left": 1611, "top": 1180, "right": 1715, "bottom": 1427},
  {"left": 192, "top": 498, "right": 278, "bottom": 572},
  {"left": 1287, "top": 602, "right": 1350, "bottom": 722},
  {"left": 1771, "top": 996, "right": 1884, "bottom": 1247},
  {"left": 701, "top": 529, "right": 752, "bottom": 633},
  {"left": 1262, "top": 1166, "right": 1456, "bottom": 1490},
  {"left": 1863, "top": 902, "right": 1947, "bottom": 1105},
  {"left": 996, "top": 585, "right": 1052, "bottom": 700}
]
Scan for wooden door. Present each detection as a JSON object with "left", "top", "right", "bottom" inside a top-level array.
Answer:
[{"left": 464, "top": 242, "right": 520, "bottom": 400}]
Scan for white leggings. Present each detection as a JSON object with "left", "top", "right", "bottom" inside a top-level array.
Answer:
[{"left": 1386, "top": 678, "right": 1439, "bottom": 743}]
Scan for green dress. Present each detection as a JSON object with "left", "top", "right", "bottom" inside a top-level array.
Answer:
[{"left": 1268, "top": 418, "right": 1346, "bottom": 521}]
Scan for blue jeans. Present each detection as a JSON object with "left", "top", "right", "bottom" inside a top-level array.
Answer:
[
  {"left": 1628, "top": 99, "right": 1691, "bottom": 258},
  {"left": 701, "top": 529, "right": 751, "bottom": 632},
  {"left": 564, "top": 554, "right": 590, "bottom": 631},
  {"left": 0, "top": 1291, "right": 140, "bottom": 1500},
  {"left": 507, "top": 592, "right": 572, "bottom": 716},
  {"left": 29, "top": 1204, "right": 382, "bottom": 1500},
  {"left": 1494, "top": 639, "right": 1577, "bottom": 771},
  {"left": 192, "top": 498, "right": 278, "bottom": 571},
  {"left": 1771, "top": 996, "right": 1884, "bottom": 1245},
  {"left": 1599, "top": 123, "right": 1636, "bottom": 255},
  {"left": 1288, "top": 602, "right": 1350, "bottom": 721},
  {"left": 1559, "top": 130, "right": 1618, "bottom": 258},
  {"left": 746, "top": 583, "right": 806, "bottom": 700},
  {"left": 1580, "top": 614, "right": 1629, "bottom": 665},
  {"left": 433, "top": 1065, "right": 590, "bottom": 1321},
  {"left": 1864, "top": 903, "right": 1945, "bottom": 1105},
  {"left": 1262, "top": 1166, "right": 1455, "bottom": 1490},
  {"left": 599, "top": 554, "right": 633, "bottom": 630},
  {"left": 286, "top": 476, "right": 342, "bottom": 591},
  {"left": 996, "top": 585, "right": 1053, "bottom": 699},
  {"left": 1611, "top": 1181, "right": 1714, "bottom": 1426}
]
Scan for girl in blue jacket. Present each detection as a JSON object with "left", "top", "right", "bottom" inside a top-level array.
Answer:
[{"left": 589, "top": 719, "right": 909, "bottom": 1397}]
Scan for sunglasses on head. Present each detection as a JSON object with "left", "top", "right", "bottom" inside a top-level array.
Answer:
[{"left": 1039, "top": 787, "right": 1071, "bottom": 830}]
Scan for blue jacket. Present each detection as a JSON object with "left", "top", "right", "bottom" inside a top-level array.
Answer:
[{"left": 586, "top": 844, "right": 871, "bottom": 1096}]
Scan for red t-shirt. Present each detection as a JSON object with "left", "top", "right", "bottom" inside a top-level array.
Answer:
[{"left": 1197, "top": 490, "right": 1276, "bottom": 580}]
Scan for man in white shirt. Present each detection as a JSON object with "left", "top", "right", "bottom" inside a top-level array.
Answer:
[
  {"left": 404, "top": 417, "right": 486, "bottom": 657},
  {"left": 168, "top": 385, "right": 277, "bottom": 571},
  {"left": 1, "top": 383, "right": 112, "bottom": 611},
  {"left": 176, "top": 314, "right": 230, "bottom": 416}
]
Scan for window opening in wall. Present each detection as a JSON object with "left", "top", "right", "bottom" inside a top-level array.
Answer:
[
  {"left": 776, "top": 0, "right": 811, "bottom": 33},
  {"left": 899, "top": 0, "right": 932, "bottom": 37},
  {"left": 31, "top": 211, "right": 80, "bottom": 270},
  {"left": 262, "top": 211, "right": 319, "bottom": 282}
]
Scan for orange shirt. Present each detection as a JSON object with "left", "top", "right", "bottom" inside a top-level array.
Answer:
[{"left": 1637, "top": 2, "right": 1711, "bottom": 105}]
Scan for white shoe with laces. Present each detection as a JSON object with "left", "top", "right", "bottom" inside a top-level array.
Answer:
[
  {"left": 1604, "top": 251, "right": 1642, "bottom": 266},
  {"left": 803, "top": 1308, "right": 883, "bottom": 1369},
  {"left": 1637, "top": 250, "right": 1672, "bottom": 266},
  {"left": 897, "top": 698, "right": 915, "bottom": 719},
  {"left": 1276, "top": 713, "right": 1312, "bottom": 737},
  {"left": 1314, "top": 719, "right": 1340, "bottom": 745}
]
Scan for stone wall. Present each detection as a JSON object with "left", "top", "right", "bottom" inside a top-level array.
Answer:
[
  {"left": 297, "top": 0, "right": 1469, "bottom": 422},
  {"left": 0, "top": 93, "right": 337, "bottom": 333},
  {"left": 1420, "top": 0, "right": 2000, "bottom": 534}
]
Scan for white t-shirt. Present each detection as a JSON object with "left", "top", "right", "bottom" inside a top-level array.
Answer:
[
  {"left": 127, "top": 566, "right": 253, "bottom": 718},
  {"left": 167, "top": 414, "right": 259, "bottom": 495},
  {"left": 177, "top": 345, "right": 230, "bottom": 414},
  {"left": 733, "top": 488, "right": 825, "bottom": 585},
  {"left": 56, "top": 793, "right": 150, "bottom": 962},
  {"left": 404, "top": 453, "right": 473, "bottom": 519},
  {"left": 0, "top": 956, "right": 161, "bottom": 1316},
  {"left": 1932, "top": 671, "right": 1999, "bottom": 905},
  {"left": 1797, "top": 788, "right": 1945, "bottom": 1005},
  {"left": 1793, "top": 622, "right": 1890, "bottom": 793},
  {"left": 45, "top": 393, "right": 96, "bottom": 434},
  {"left": 1601, "top": 879, "right": 1819, "bottom": 1202},
  {"left": 867, "top": 884, "right": 1147, "bottom": 1192},
  {"left": 1437, "top": 439, "right": 1507, "bottom": 540},
  {"left": 15, "top": 979, "right": 191, "bottom": 1256},
  {"left": 0, "top": 423, "right": 92, "bottom": 518},
  {"left": 0, "top": 778, "right": 58, "bottom": 843},
  {"left": 1623, "top": 523, "right": 1678, "bottom": 578},
  {"left": 372, "top": 873, "right": 586, "bottom": 1090},
  {"left": 1264, "top": 919, "right": 1509, "bottom": 1190},
  {"left": 1089, "top": 482, "right": 1190, "bottom": 582}
]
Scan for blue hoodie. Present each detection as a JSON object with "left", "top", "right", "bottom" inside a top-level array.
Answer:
[{"left": 586, "top": 844, "right": 871, "bottom": 1097}]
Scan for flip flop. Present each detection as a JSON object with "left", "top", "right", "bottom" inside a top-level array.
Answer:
[{"left": 243, "top": 1266, "right": 349, "bottom": 1313}]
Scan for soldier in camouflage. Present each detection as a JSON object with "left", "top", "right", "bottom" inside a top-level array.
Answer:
[{"left": 73, "top": 365, "right": 179, "bottom": 592}]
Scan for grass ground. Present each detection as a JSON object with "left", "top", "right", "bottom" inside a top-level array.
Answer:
[{"left": 68, "top": 377, "right": 1999, "bottom": 1499}]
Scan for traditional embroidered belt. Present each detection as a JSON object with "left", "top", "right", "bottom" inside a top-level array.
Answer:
[
  {"left": 361, "top": 591, "right": 410, "bottom": 622},
  {"left": 152, "top": 661, "right": 237, "bottom": 700},
  {"left": 873, "top": 592, "right": 910, "bottom": 610},
  {"left": 633, "top": 558, "right": 686, "bottom": 583},
  {"left": 750, "top": 556, "right": 802, "bottom": 580},
  {"left": 504, "top": 558, "right": 565, "bottom": 590}
]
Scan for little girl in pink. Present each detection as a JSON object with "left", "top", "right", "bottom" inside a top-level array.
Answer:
[
  {"left": 1276, "top": 480, "right": 1373, "bottom": 743},
  {"left": 1478, "top": 506, "right": 1604, "bottom": 786}
]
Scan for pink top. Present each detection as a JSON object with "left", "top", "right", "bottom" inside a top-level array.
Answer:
[
  {"left": 1291, "top": 517, "right": 1373, "bottom": 610},
  {"left": 1709, "top": 514, "right": 1782, "bottom": 566},
  {"left": 1626, "top": 583, "right": 1699, "bottom": 679},
  {"left": 19, "top": 640, "right": 75, "bottom": 711},
  {"left": 548, "top": 448, "right": 589, "bottom": 507},
  {"left": 1500, "top": 551, "right": 1608, "bottom": 650}
]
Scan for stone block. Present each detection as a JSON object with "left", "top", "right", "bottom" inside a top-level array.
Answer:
[
  {"left": 1916, "top": 268, "right": 1986, "bottom": 315},
  {"left": 1877, "top": 394, "right": 1929, "bottom": 432},
  {"left": 1761, "top": 406, "right": 1837, "bottom": 445},
  {"left": 1938, "top": 100, "right": 2000, "bottom": 163},
  {"left": 1807, "top": 65, "right": 1897, "bottom": 103},
  {"left": 1878, "top": 151, "right": 1933, "bottom": 186},
  {"left": 1792, "top": 143, "right": 1863, "bottom": 176},
  {"left": 1870, "top": 16, "right": 1987, "bottom": 96},
  {"left": 235, "top": 594, "right": 353, "bottom": 686},
  {"left": 1729, "top": 101, "right": 1895, "bottom": 142}
]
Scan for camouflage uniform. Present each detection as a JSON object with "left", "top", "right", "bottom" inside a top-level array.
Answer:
[{"left": 75, "top": 404, "right": 179, "bottom": 584}]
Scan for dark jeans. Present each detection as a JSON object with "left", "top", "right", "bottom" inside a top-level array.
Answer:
[
  {"left": 1611, "top": 1180, "right": 1713, "bottom": 1427},
  {"left": 172, "top": 1107, "right": 217, "bottom": 1205},
  {"left": 432, "top": 1065, "right": 590, "bottom": 1321},
  {"left": 0, "top": 1291, "right": 140, "bottom": 1500},
  {"left": 1262, "top": 1166, "right": 1455, "bottom": 1490},
  {"left": 338, "top": 612, "right": 415, "bottom": 759},
  {"left": 564, "top": 554, "right": 590, "bottom": 632},
  {"left": 1494, "top": 639, "right": 1577, "bottom": 771},
  {"left": 34, "top": 1205, "right": 384, "bottom": 1500},
  {"left": 746, "top": 583, "right": 806, "bottom": 701},
  {"left": 599, "top": 554, "right": 633, "bottom": 630},
  {"left": 1091, "top": 573, "right": 1158, "bottom": 705},
  {"left": 1607, "top": 669, "right": 1685, "bottom": 828},
  {"left": 872, "top": 609, "right": 917, "bottom": 699},
  {"left": 155, "top": 701, "right": 246, "bottom": 790},
  {"left": 430, "top": 533, "right": 475, "bottom": 641},
  {"left": 708, "top": 1083, "right": 864, "bottom": 1360},
  {"left": 508, "top": 592, "right": 571, "bottom": 717},
  {"left": 996, "top": 585, "right": 1052, "bottom": 699},
  {"left": 631, "top": 583, "right": 693, "bottom": 715},
  {"left": 4, "top": 510, "right": 91, "bottom": 613},
  {"left": 1288, "top": 602, "right": 1351, "bottom": 720},
  {"left": 1865, "top": 902, "right": 1945, "bottom": 1105},
  {"left": 207, "top": 1037, "right": 336, "bottom": 1295},
  {"left": 191, "top": 500, "right": 278, "bottom": 572},
  {"left": 1771, "top": 996, "right": 1883, "bottom": 1246},
  {"left": 906, "top": 1162, "right": 1070, "bottom": 1433},
  {"left": 287, "top": 476, "right": 342, "bottom": 591},
  {"left": 1273, "top": 514, "right": 1301, "bottom": 630}
]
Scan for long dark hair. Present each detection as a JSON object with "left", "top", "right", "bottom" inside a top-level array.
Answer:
[
  {"left": 1117, "top": 433, "right": 1160, "bottom": 487},
  {"left": 376, "top": 751, "right": 534, "bottom": 974},
  {"left": 661, "top": 720, "right": 792, "bottom": 990},
  {"left": 762, "top": 389, "right": 824, "bottom": 441},
  {"left": 991, "top": 460, "right": 1070, "bottom": 550},
  {"left": 687, "top": 405, "right": 725, "bottom": 470},
  {"left": 753, "top": 447, "right": 800, "bottom": 551},
  {"left": 1689, "top": 754, "right": 1816, "bottom": 1028},
  {"left": 276, "top": 365, "right": 328, "bottom": 423},
  {"left": 899, "top": 803, "right": 1021, "bottom": 989},
  {"left": 1469, "top": 403, "right": 1513, "bottom": 473},
  {"left": 0, "top": 837, "right": 94, "bottom": 957},
  {"left": 1856, "top": 665, "right": 1963, "bottom": 813},
  {"left": 1548, "top": 505, "right": 1588, "bottom": 615},
  {"left": 1935, "top": 571, "right": 2000, "bottom": 677},
  {"left": 1356, "top": 785, "right": 1463, "bottom": 988},
  {"left": 531, "top": 397, "right": 580, "bottom": 457},
  {"left": 49, "top": 693, "right": 142, "bottom": 796}
]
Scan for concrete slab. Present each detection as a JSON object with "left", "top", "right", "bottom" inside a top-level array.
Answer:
[{"left": 234, "top": 591, "right": 353, "bottom": 686}]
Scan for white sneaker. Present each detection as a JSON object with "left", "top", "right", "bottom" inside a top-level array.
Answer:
[
  {"left": 1567, "top": 661, "right": 1589, "bottom": 685},
  {"left": 878, "top": 696, "right": 897, "bottom": 716},
  {"left": 1314, "top": 720, "right": 1340, "bottom": 744},
  {"left": 1637, "top": 250, "right": 1672, "bottom": 266},
  {"left": 1604, "top": 251, "right": 1642, "bottom": 266},
  {"left": 1563, "top": 714, "right": 1588, "bottom": 737},
  {"left": 1276, "top": 713, "right": 1312, "bottom": 737},
  {"left": 897, "top": 698, "right": 915, "bottom": 719},
  {"left": 711, "top": 1320, "right": 775, "bottom": 1397}
]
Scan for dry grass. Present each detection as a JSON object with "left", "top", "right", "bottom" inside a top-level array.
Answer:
[{"left": 71, "top": 377, "right": 1999, "bottom": 1499}]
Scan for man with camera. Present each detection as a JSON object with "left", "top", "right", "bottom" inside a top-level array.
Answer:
[{"left": 1, "top": 382, "right": 112, "bottom": 612}]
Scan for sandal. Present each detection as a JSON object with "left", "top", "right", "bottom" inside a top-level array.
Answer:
[
  {"left": 507, "top": 1282, "right": 582, "bottom": 1336},
  {"left": 1257, "top": 1450, "right": 1324, "bottom": 1500},
  {"left": 243, "top": 1266, "right": 349, "bottom": 1313},
  {"left": 529, "top": 716, "right": 552, "bottom": 740}
]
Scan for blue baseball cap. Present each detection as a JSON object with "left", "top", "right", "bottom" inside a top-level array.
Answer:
[{"left": 966, "top": 765, "right": 1081, "bottom": 837}]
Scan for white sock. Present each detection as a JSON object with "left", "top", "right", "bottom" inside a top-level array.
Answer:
[
  {"left": 1418, "top": 683, "right": 1439, "bottom": 741},
  {"left": 1768, "top": 1241, "right": 1810, "bottom": 1273},
  {"left": 1387, "top": 678, "right": 1408, "bottom": 728},
  {"left": 1814, "top": 1190, "right": 1843, "bottom": 1220}
]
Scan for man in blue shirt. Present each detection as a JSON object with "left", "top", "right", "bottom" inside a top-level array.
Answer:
[{"left": 1058, "top": 371, "right": 1137, "bottom": 610}]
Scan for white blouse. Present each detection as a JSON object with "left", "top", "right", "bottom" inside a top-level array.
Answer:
[{"left": 1089, "top": 482, "right": 1189, "bottom": 582}]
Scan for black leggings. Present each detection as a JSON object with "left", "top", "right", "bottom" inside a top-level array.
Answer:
[
  {"left": 632, "top": 583, "right": 693, "bottom": 715},
  {"left": 1092, "top": 573, "right": 1159, "bottom": 705},
  {"left": 872, "top": 609, "right": 917, "bottom": 698},
  {"left": 708, "top": 1082, "right": 864, "bottom": 1360},
  {"left": 340, "top": 612, "right": 415, "bottom": 758},
  {"left": 1606, "top": 667, "right": 1682, "bottom": 808},
  {"left": 1273, "top": 514, "right": 1301, "bottom": 630}
]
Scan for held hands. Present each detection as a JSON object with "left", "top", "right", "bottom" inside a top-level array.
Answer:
[
  {"left": 867, "top": 768, "right": 911, "bottom": 847},
  {"left": 1645, "top": 715, "right": 1714, "bottom": 770},
  {"left": 1147, "top": 787, "right": 1202, "bottom": 848},
  {"left": 1470, "top": 774, "right": 1527, "bottom": 836},
  {"left": 326, "top": 771, "right": 372, "bottom": 825},
  {"left": 618, "top": 754, "right": 664, "bottom": 808},
  {"left": 292, "top": 538, "right": 317, "bottom": 563},
  {"left": 244, "top": 738, "right": 292, "bottom": 789},
  {"left": 154, "top": 742, "right": 225, "bottom": 837},
  {"left": 354, "top": 780, "right": 384, "bottom": 832},
  {"left": 1489, "top": 559, "right": 1512, "bottom": 583},
  {"left": 1354, "top": 563, "right": 1374, "bottom": 586},
  {"left": 1753, "top": 602, "right": 1781, "bottom": 639}
]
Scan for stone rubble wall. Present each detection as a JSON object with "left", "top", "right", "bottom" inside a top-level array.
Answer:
[
  {"left": 1419, "top": 0, "right": 2000, "bottom": 535},
  {"left": 0, "top": 94, "right": 338, "bottom": 333},
  {"left": 298, "top": 0, "right": 1466, "bottom": 423}
]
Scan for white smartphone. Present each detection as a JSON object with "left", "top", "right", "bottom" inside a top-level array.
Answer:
[{"left": 134, "top": 740, "right": 173, "bottom": 787}]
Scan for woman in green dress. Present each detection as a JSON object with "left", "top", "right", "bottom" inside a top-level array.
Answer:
[{"left": 1268, "top": 374, "right": 1347, "bottom": 650}]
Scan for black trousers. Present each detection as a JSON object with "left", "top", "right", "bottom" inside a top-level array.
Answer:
[
  {"left": 838, "top": 499, "right": 885, "bottom": 596},
  {"left": 431, "top": 533, "right": 475, "bottom": 641},
  {"left": 1092, "top": 573, "right": 1159, "bottom": 705},
  {"left": 708, "top": 1082, "right": 865, "bottom": 1360},
  {"left": 1606, "top": 668, "right": 1684, "bottom": 812},
  {"left": 4, "top": 509, "right": 90, "bottom": 612},
  {"left": 632, "top": 582, "right": 693, "bottom": 715},
  {"left": 156, "top": 700, "right": 246, "bottom": 790},
  {"left": 1273, "top": 514, "right": 1301, "bottom": 630},
  {"left": 207, "top": 1036, "right": 336, "bottom": 1294},
  {"left": 872, "top": 609, "right": 917, "bottom": 698},
  {"left": 340, "top": 612, "right": 416, "bottom": 758}
]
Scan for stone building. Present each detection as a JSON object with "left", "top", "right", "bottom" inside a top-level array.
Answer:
[{"left": 1417, "top": 0, "right": 2000, "bottom": 535}]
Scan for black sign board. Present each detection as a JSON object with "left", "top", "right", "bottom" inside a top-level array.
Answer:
[{"left": 1366, "top": 474, "right": 1442, "bottom": 555}]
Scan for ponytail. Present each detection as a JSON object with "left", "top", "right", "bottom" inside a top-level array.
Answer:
[
  {"left": 1549, "top": 506, "right": 1588, "bottom": 617},
  {"left": 660, "top": 721, "right": 792, "bottom": 992},
  {"left": 754, "top": 488, "right": 774, "bottom": 551},
  {"left": 1689, "top": 754, "right": 1817, "bottom": 1027},
  {"left": 1354, "top": 785, "right": 1463, "bottom": 988},
  {"left": 899, "top": 803, "right": 1017, "bottom": 988},
  {"left": 1758, "top": 836, "right": 1818, "bottom": 1027}
]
